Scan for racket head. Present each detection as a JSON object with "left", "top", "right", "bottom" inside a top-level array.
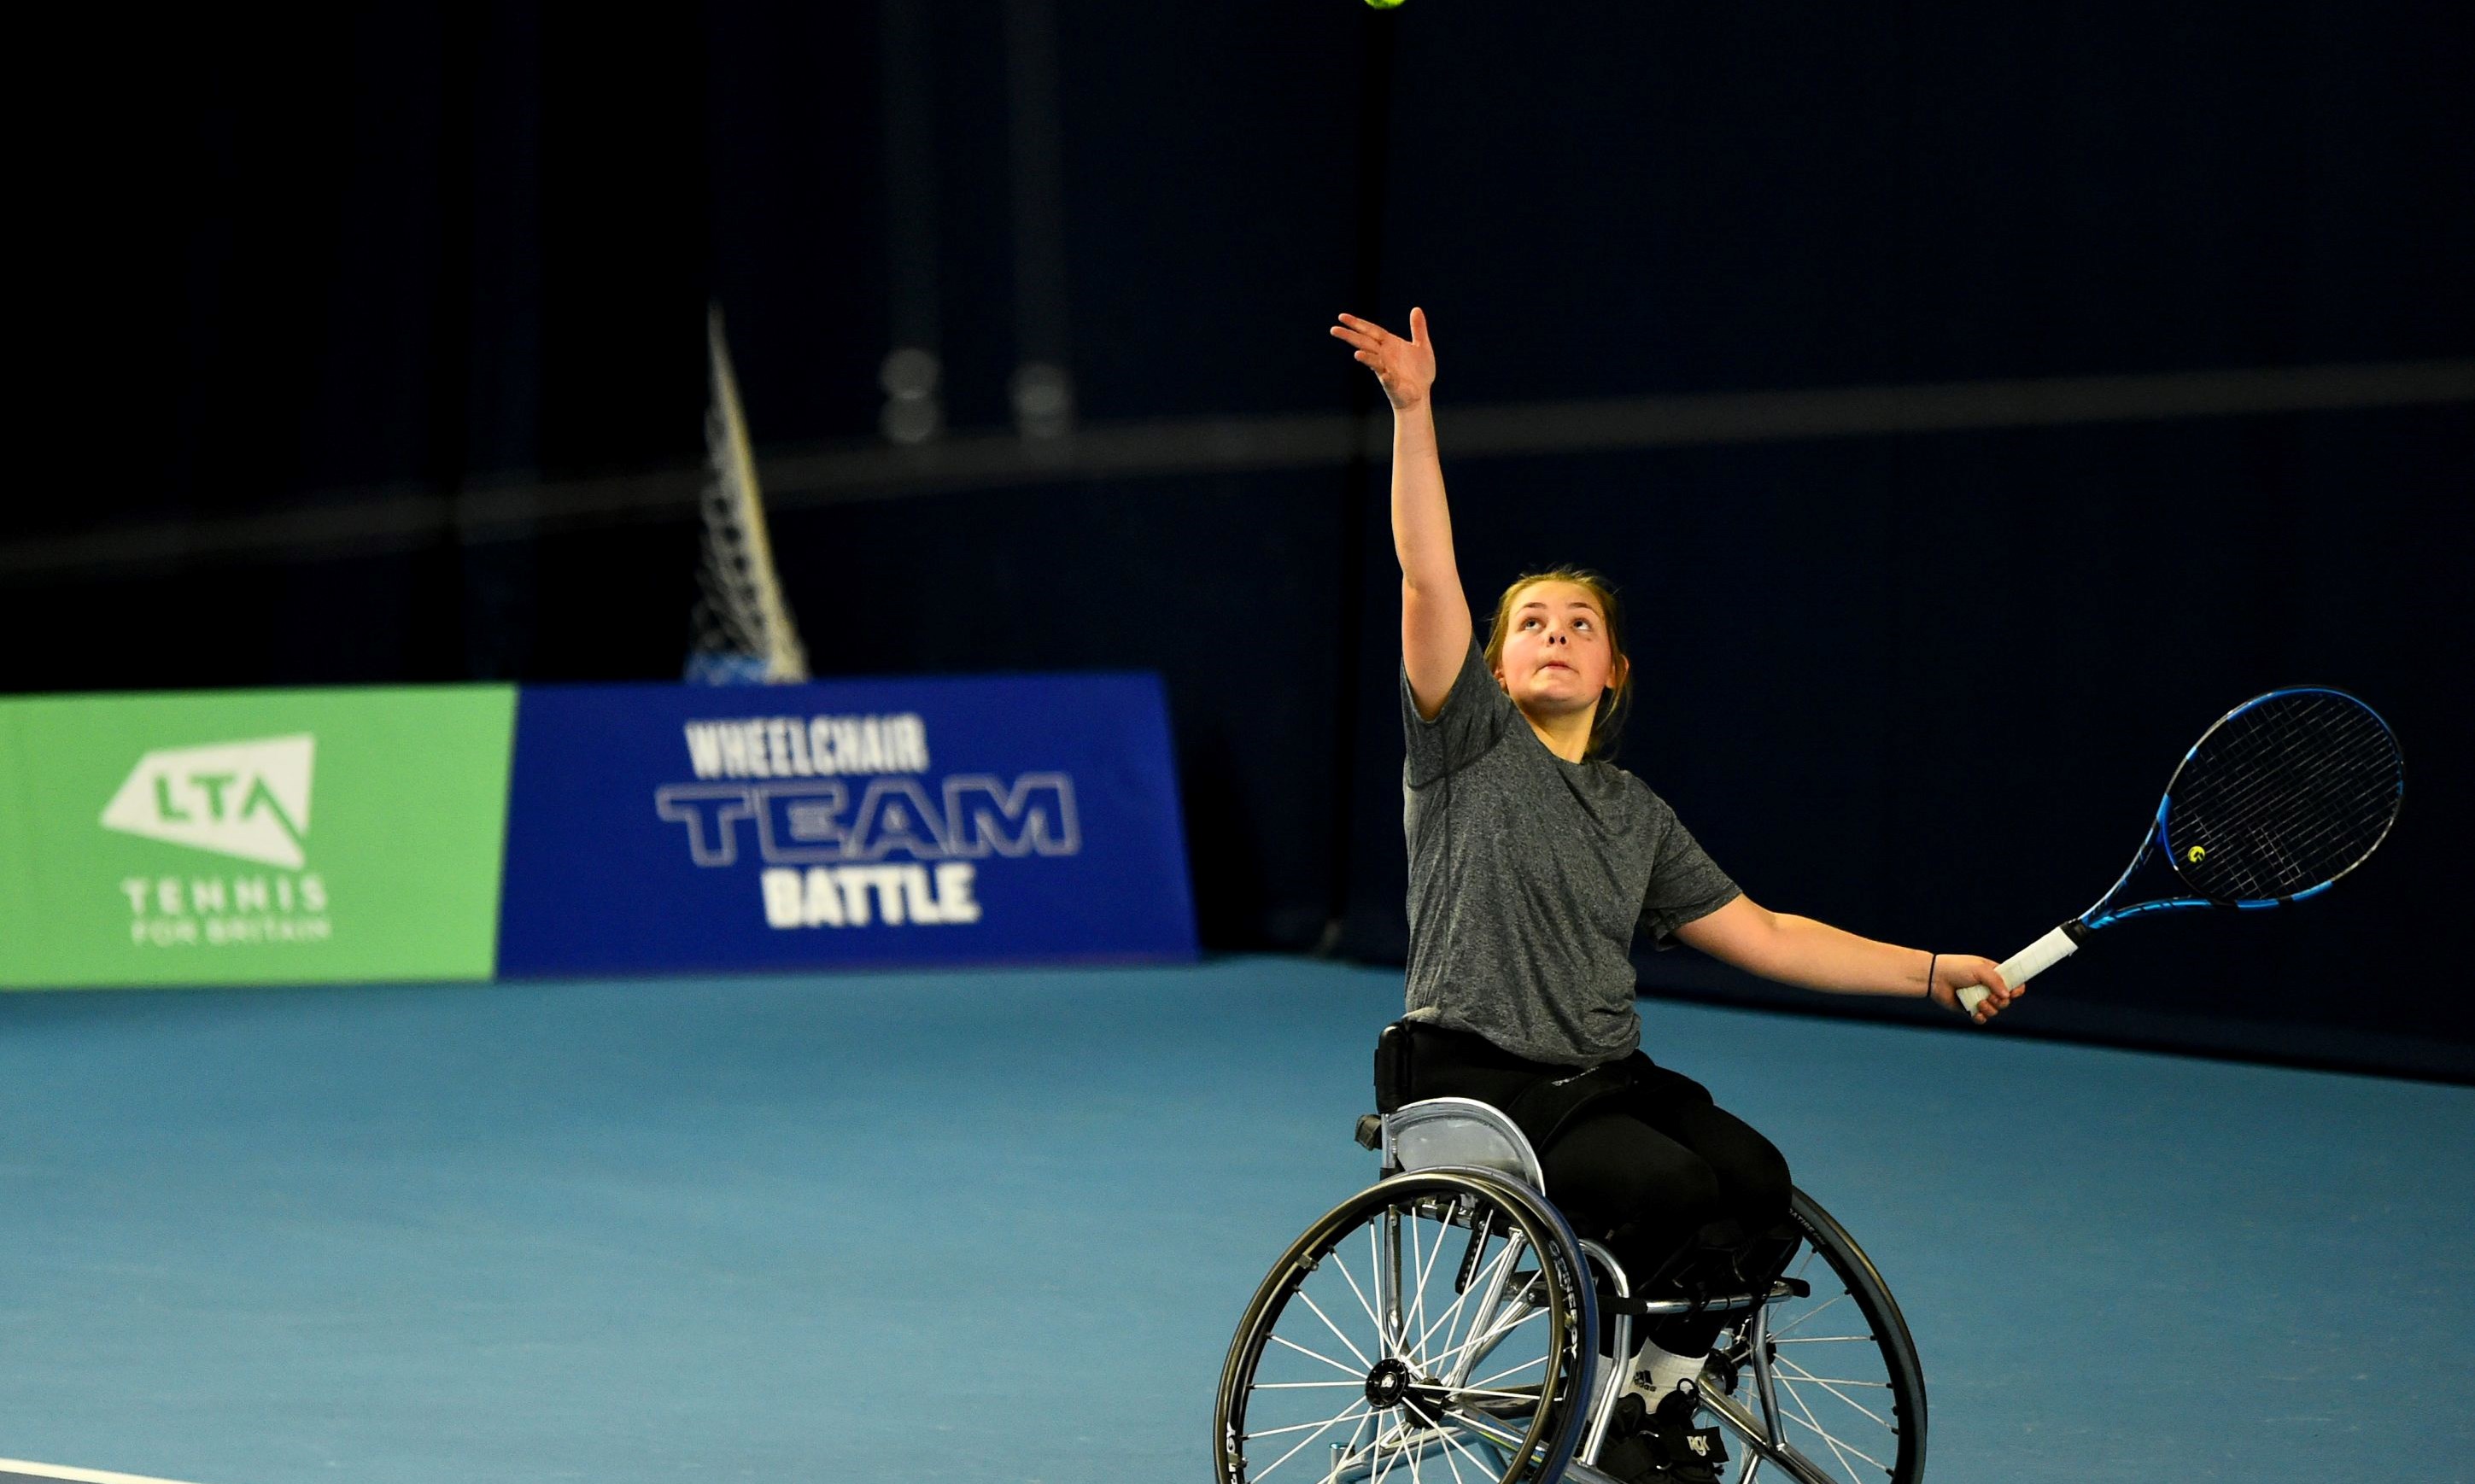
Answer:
[{"left": 2155, "top": 686, "right": 2404, "bottom": 907}]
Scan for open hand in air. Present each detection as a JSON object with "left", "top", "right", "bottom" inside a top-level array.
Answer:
[
  {"left": 1331, "top": 307, "right": 1436, "bottom": 412},
  {"left": 1928, "top": 955, "right": 2020, "bottom": 1025}
]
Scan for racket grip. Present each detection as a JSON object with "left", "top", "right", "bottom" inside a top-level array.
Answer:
[{"left": 1956, "top": 925, "right": 2079, "bottom": 1014}]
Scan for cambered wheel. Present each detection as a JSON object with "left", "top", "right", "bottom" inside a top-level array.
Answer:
[
  {"left": 1216, "top": 1170, "right": 1599, "bottom": 1484},
  {"left": 1701, "top": 1189, "right": 1928, "bottom": 1484}
]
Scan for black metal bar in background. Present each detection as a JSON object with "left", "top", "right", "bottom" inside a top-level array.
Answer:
[
  {"left": 1003, "top": 0, "right": 1074, "bottom": 440},
  {"left": 9, "top": 359, "right": 2468, "bottom": 580},
  {"left": 876, "top": 0, "right": 945, "bottom": 445},
  {"left": 1319, "top": 7, "right": 1400, "bottom": 953}
]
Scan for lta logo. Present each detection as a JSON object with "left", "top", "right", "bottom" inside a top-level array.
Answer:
[
  {"left": 101, "top": 734, "right": 314, "bottom": 868},
  {"left": 99, "top": 734, "right": 331, "bottom": 949}
]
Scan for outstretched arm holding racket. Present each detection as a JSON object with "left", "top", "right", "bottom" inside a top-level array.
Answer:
[
  {"left": 1666, "top": 689, "right": 2403, "bottom": 1023},
  {"left": 1673, "top": 896, "right": 2022, "bottom": 1024}
]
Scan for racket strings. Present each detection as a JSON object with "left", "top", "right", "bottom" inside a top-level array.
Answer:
[
  {"left": 2220, "top": 764, "right": 2396, "bottom": 875},
  {"left": 2168, "top": 692, "right": 2401, "bottom": 902},
  {"left": 2215, "top": 711, "right": 2398, "bottom": 848},
  {"left": 2185, "top": 743, "right": 2395, "bottom": 897},
  {"left": 2198, "top": 726, "right": 2393, "bottom": 862},
  {"left": 2173, "top": 699, "right": 2396, "bottom": 895}
]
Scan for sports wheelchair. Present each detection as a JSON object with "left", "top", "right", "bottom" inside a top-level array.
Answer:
[{"left": 1214, "top": 1028, "right": 1928, "bottom": 1484}]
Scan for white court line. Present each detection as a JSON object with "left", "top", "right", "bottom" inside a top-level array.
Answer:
[{"left": 0, "top": 1461, "right": 210, "bottom": 1484}]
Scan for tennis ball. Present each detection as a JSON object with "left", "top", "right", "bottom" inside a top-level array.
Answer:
[{"left": 1366, "top": 0, "right": 1407, "bottom": 9}]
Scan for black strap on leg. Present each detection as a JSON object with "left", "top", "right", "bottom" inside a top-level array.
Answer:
[{"left": 1501, "top": 1062, "right": 1635, "bottom": 1152}]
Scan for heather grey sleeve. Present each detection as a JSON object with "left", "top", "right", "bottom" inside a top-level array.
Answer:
[
  {"left": 1401, "top": 637, "right": 1513, "bottom": 787},
  {"left": 1636, "top": 794, "right": 1742, "bottom": 949}
]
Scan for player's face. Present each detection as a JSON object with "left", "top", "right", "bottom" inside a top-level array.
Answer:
[{"left": 1495, "top": 581, "right": 1622, "bottom": 717}]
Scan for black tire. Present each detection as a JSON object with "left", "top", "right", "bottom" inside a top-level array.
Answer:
[
  {"left": 1216, "top": 1169, "right": 1599, "bottom": 1484},
  {"left": 1704, "top": 1187, "right": 1928, "bottom": 1484}
]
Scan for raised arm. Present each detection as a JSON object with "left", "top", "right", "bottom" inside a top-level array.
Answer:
[{"left": 1331, "top": 307, "right": 1469, "bottom": 719}]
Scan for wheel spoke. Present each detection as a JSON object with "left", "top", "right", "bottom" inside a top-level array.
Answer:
[
  {"left": 1321, "top": 1412, "right": 1373, "bottom": 1484},
  {"left": 1270, "top": 1331, "right": 1367, "bottom": 1379},
  {"left": 1252, "top": 1400, "right": 1376, "bottom": 1482},
  {"left": 1250, "top": 1399, "right": 1379, "bottom": 1442},
  {"left": 1435, "top": 1335, "right": 1544, "bottom": 1394},
  {"left": 1439, "top": 1405, "right": 1527, "bottom": 1453},
  {"left": 1447, "top": 1384, "right": 1543, "bottom": 1405},
  {"left": 1411, "top": 1237, "right": 1513, "bottom": 1370},
  {"left": 1779, "top": 1382, "right": 1866, "bottom": 1482},
  {"left": 1369, "top": 1417, "right": 1402, "bottom": 1484},
  {"left": 1254, "top": 1381, "right": 1367, "bottom": 1390},
  {"left": 1407, "top": 1202, "right": 1450, "bottom": 1367},
  {"left": 1776, "top": 1359, "right": 1894, "bottom": 1430},
  {"left": 1766, "top": 1291, "right": 1848, "bottom": 1340},
  {"left": 1466, "top": 1351, "right": 1548, "bottom": 1392},
  {"left": 1436, "top": 1426, "right": 1498, "bottom": 1483},
  {"left": 1372, "top": 1220, "right": 1401, "bottom": 1354},
  {"left": 1435, "top": 1303, "right": 1543, "bottom": 1377},
  {"left": 1772, "top": 1366, "right": 1890, "bottom": 1387},
  {"left": 1420, "top": 1317, "right": 1507, "bottom": 1379},
  {"left": 1295, "top": 1288, "right": 1378, "bottom": 1372},
  {"left": 1781, "top": 1385, "right": 1890, "bottom": 1478},
  {"left": 1443, "top": 1233, "right": 1528, "bottom": 1385},
  {"left": 1331, "top": 1240, "right": 1388, "bottom": 1345}
]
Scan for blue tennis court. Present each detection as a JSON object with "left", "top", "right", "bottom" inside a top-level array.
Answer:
[{"left": 6, "top": 957, "right": 2468, "bottom": 1483}]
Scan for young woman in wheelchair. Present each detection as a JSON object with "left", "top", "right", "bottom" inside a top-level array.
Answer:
[{"left": 1325, "top": 306, "right": 2020, "bottom": 1482}]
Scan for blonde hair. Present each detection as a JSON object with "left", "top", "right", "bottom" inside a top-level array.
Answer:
[{"left": 1482, "top": 567, "right": 1635, "bottom": 762}]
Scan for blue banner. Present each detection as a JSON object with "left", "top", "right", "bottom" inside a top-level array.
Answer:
[{"left": 497, "top": 675, "right": 1197, "bottom": 976}]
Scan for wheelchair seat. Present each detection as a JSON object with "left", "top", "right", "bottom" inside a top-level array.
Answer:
[
  {"left": 1360, "top": 1021, "right": 1549, "bottom": 1189},
  {"left": 1363, "top": 1095, "right": 1549, "bottom": 1191}
]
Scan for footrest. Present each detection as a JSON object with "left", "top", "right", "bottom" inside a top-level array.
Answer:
[{"left": 1599, "top": 1276, "right": 1811, "bottom": 1317}]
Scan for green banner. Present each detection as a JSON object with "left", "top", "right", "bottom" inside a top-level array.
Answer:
[{"left": 0, "top": 687, "right": 516, "bottom": 988}]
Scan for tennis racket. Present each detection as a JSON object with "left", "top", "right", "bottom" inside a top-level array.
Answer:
[{"left": 1958, "top": 686, "right": 2404, "bottom": 1014}]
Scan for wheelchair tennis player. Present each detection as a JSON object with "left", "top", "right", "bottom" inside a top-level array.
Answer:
[{"left": 1328, "top": 307, "right": 2019, "bottom": 1482}]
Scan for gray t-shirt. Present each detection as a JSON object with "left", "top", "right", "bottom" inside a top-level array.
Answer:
[{"left": 1402, "top": 637, "right": 1741, "bottom": 1067}]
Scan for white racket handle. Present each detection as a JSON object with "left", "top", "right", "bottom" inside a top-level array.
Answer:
[{"left": 1956, "top": 925, "right": 2079, "bottom": 1014}]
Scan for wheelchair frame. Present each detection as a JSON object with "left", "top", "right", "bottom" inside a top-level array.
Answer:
[{"left": 1215, "top": 1097, "right": 1928, "bottom": 1484}]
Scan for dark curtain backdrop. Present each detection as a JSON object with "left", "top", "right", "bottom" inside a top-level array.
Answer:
[{"left": 17, "top": 1, "right": 2472, "bottom": 1077}]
